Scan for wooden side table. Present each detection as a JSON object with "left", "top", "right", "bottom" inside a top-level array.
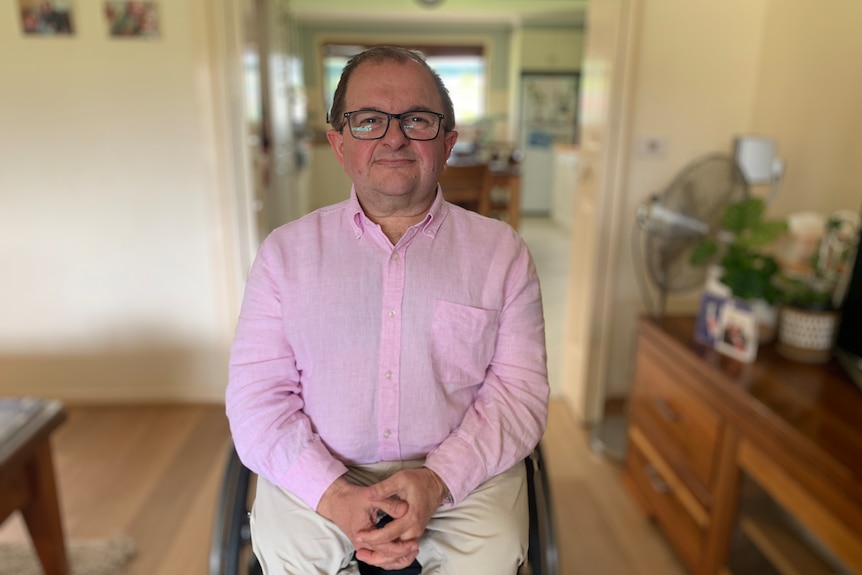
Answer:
[
  {"left": 488, "top": 168, "right": 521, "bottom": 230},
  {"left": 0, "top": 398, "right": 68, "bottom": 575}
]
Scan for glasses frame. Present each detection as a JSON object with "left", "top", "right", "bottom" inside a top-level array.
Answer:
[{"left": 342, "top": 109, "right": 446, "bottom": 141}]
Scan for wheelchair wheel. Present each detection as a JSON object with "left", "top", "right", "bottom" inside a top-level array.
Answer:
[
  {"left": 211, "top": 443, "right": 556, "bottom": 575},
  {"left": 521, "top": 444, "right": 558, "bottom": 575},
  {"left": 209, "top": 443, "right": 258, "bottom": 575}
]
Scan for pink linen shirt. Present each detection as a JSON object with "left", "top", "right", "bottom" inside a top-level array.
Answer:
[{"left": 227, "top": 188, "right": 549, "bottom": 511}]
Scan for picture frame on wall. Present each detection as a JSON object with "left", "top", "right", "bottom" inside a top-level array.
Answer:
[
  {"left": 104, "top": 1, "right": 159, "bottom": 38},
  {"left": 19, "top": 0, "right": 74, "bottom": 36},
  {"left": 520, "top": 72, "right": 580, "bottom": 146}
]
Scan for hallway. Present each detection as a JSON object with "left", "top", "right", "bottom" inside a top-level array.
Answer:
[{"left": 519, "top": 216, "right": 572, "bottom": 398}]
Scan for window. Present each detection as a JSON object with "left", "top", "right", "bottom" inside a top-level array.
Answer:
[{"left": 322, "top": 43, "right": 485, "bottom": 128}]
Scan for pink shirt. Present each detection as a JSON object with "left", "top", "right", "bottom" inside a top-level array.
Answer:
[{"left": 227, "top": 189, "right": 549, "bottom": 510}]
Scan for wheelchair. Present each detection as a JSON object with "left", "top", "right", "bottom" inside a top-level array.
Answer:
[{"left": 209, "top": 444, "right": 558, "bottom": 575}]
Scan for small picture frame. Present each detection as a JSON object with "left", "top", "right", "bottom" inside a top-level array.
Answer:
[
  {"left": 104, "top": 1, "right": 159, "bottom": 38},
  {"left": 715, "top": 299, "right": 759, "bottom": 363},
  {"left": 19, "top": 0, "right": 74, "bottom": 36},
  {"left": 694, "top": 291, "right": 727, "bottom": 346}
]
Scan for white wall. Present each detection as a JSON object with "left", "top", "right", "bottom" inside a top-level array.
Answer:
[
  {"left": 0, "top": 1, "right": 237, "bottom": 401},
  {"left": 520, "top": 27, "right": 583, "bottom": 71}
]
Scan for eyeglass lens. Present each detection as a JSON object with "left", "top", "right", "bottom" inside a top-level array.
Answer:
[{"left": 347, "top": 111, "right": 441, "bottom": 140}]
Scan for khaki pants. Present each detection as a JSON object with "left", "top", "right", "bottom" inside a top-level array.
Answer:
[{"left": 251, "top": 460, "right": 528, "bottom": 574}]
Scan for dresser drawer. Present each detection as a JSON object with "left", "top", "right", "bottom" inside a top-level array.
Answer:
[
  {"left": 629, "top": 344, "right": 723, "bottom": 494},
  {"left": 628, "top": 427, "right": 705, "bottom": 574}
]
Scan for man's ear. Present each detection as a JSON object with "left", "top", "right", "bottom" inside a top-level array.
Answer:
[
  {"left": 326, "top": 130, "right": 345, "bottom": 166},
  {"left": 443, "top": 130, "right": 459, "bottom": 163}
]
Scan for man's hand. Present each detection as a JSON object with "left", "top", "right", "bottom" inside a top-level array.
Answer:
[
  {"left": 317, "top": 476, "right": 419, "bottom": 570},
  {"left": 356, "top": 468, "right": 449, "bottom": 566}
]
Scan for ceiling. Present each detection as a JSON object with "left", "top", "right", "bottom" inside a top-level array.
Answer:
[{"left": 287, "top": 0, "right": 588, "bottom": 27}]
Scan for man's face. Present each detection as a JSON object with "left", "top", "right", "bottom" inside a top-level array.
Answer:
[{"left": 326, "top": 59, "right": 458, "bottom": 209}]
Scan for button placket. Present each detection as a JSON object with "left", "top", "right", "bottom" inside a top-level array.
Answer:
[{"left": 377, "top": 247, "right": 406, "bottom": 459}]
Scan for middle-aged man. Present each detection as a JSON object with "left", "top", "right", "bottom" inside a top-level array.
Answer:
[{"left": 227, "top": 46, "right": 549, "bottom": 574}]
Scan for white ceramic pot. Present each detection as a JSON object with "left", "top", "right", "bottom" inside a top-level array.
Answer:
[{"left": 776, "top": 305, "right": 841, "bottom": 364}]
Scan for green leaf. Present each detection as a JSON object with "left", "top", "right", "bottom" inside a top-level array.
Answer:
[
  {"left": 689, "top": 239, "right": 718, "bottom": 266},
  {"left": 722, "top": 197, "right": 765, "bottom": 234},
  {"left": 745, "top": 219, "right": 788, "bottom": 248}
]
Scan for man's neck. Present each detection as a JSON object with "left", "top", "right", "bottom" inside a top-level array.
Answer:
[
  {"left": 358, "top": 193, "right": 434, "bottom": 245},
  {"left": 374, "top": 214, "right": 424, "bottom": 244}
]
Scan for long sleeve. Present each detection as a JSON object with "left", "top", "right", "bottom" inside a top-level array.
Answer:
[
  {"left": 422, "top": 238, "right": 549, "bottom": 503},
  {"left": 225, "top": 193, "right": 549, "bottom": 510},
  {"left": 226, "top": 239, "right": 348, "bottom": 511}
]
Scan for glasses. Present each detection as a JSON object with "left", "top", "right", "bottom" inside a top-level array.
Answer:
[{"left": 342, "top": 110, "right": 445, "bottom": 141}]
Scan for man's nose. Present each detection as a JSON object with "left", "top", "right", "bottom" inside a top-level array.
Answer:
[{"left": 382, "top": 117, "right": 409, "bottom": 145}]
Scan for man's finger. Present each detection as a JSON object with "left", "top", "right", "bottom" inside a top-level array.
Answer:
[
  {"left": 355, "top": 540, "right": 419, "bottom": 564},
  {"left": 373, "top": 496, "right": 408, "bottom": 520},
  {"left": 366, "top": 476, "right": 403, "bottom": 502}
]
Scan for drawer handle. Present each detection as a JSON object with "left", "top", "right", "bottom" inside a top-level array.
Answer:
[
  {"left": 644, "top": 465, "right": 670, "bottom": 494},
  {"left": 652, "top": 398, "right": 680, "bottom": 422}
]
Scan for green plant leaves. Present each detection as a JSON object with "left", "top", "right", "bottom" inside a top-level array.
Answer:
[
  {"left": 719, "top": 245, "right": 782, "bottom": 304},
  {"left": 689, "top": 239, "right": 718, "bottom": 266},
  {"left": 688, "top": 197, "right": 787, "bottom": 304},
  {"left": 722, "top": 197, "right": 765, "bottom": 234}
]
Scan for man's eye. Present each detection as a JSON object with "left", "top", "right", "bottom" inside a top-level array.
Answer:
[{"left": 407, "top": 115, "right": 430, "bottom": 125}]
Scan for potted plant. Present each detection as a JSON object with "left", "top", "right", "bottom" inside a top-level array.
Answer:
[
  {"left": 774, "top": 211, "right": 860, "bottom": 363},
  {"left": 690, "top": 197, "right": 788, "bottom": 342}
]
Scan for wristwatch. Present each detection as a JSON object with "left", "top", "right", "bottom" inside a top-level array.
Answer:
[{"left": 442, "top": 488, "right": 454, "bottom": 506}]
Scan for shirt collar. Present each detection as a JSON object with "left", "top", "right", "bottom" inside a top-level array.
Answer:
[{"left": 348, "top": 186, "right": 448, "bottom": 240}]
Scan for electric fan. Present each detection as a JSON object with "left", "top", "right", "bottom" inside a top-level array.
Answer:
[
  {"left": 634, "top": 153, "right": 750, "bottom": 316},
  {"left": 593, "top": 154, "right": 751, "bottom": 463}
]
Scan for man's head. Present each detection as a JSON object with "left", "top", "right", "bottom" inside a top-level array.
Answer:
[
  {"left": 326, "top": 46, "right": 459, "bottom": 216},
  {"left": 328, "top": 47, "right": 456, "bottom": 134}
]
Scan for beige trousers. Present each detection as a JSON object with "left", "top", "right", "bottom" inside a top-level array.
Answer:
[{"left": 250, "top": 460, "right": 528, "bottom": 575}]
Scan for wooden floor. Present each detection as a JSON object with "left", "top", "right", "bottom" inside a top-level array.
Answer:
[{"left": 0, "top": 400, "right": 687, "bottom": 575}]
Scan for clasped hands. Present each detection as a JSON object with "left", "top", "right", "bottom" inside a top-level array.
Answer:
[{"left": 318, "top": 467, "right": 448, "bottom": 571}]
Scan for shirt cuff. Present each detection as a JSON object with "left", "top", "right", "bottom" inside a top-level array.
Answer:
[
  {"left": 422, "top": 436, "right": 486, "bottom": 505},
  {"left": 277, "top": 439, "right": 349, "bottom": 511}
]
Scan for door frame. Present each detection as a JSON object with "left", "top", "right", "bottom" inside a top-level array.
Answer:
[{"left": 562, "top": 0, "right": 641, "bottom": 425}]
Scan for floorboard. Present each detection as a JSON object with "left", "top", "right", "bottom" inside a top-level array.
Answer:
[{"left": 0, "top": 400, "right": 687, "bottom": 575}]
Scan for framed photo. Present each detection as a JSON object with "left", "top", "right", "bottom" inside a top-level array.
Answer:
[
  {"left": 104, "top": 1, "right": 159, "bottom": 38},
  {"left": 694, "top": 291, "right": 727, "bottom": 346},
  {"left": 520, "top": 73, "right": 580, "bottom": 146},
  {"left": 19, "top": 1, "right": 74, "bottom": 36},
  {"left": 715, "top": 299, "right": 759, "bottom": 363}
]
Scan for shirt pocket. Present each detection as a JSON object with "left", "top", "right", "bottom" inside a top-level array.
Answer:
[{"left": 431, "top": 300, "right": 500, "bottom": 386}]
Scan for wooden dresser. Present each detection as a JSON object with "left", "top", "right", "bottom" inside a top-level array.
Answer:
[{"left": 624, "top": 315, "right": 862, "bottom": 575}]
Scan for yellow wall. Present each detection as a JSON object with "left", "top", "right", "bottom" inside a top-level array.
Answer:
[
  {"left": 604, "top": 0, "right": 862, "bottom": 398},
  {"left": 750, "top": 2, "right": 862, "bottom": 217},
  {"left": 521, "top": 27, "right": 584, "bottom": 71},
  {"left": 0, "top": 1, "right": 234, "bottom": 401},
  {"left": 4, "top": 0, "right": 857, "bottom": 404}
]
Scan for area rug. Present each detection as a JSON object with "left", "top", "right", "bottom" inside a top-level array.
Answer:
[{"left": 0, "top": 534, "right": 135, "bottom": 575}]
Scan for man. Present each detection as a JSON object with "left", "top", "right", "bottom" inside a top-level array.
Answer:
[{"left": 227, "top": 46, "right": 549, "bottom": 574}]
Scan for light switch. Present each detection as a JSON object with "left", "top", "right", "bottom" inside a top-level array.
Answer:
[{"left": 637, "top": 137, "right": 667, "bottom": 158}]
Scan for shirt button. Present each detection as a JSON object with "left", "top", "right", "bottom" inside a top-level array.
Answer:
[
  {"left": 388, "top": 309, "right": 396, "bottom": 318},
  {"left": 385, "top": 370, "right": 393, "bottom": 379},
  {"left": 383, "top": 429, "right": 392, "bottom": 438},
  {"left": 391, "top": 253, "right": 400, "bottom": 261}
]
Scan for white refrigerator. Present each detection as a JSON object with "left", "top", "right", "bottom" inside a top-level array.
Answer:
[{"left": 518, "top": 73, "right": 580, "bottom": 215}]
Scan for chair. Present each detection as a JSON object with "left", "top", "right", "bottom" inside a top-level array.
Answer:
[
  {"left": 439, "top": 162, "right": 521, "bottom": 229},
  {"left": 438, "top": 163, "right": 492, "bottom": 216},
  {"left": 209, "top": 445, "right": 557, "bottom": 575}
]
